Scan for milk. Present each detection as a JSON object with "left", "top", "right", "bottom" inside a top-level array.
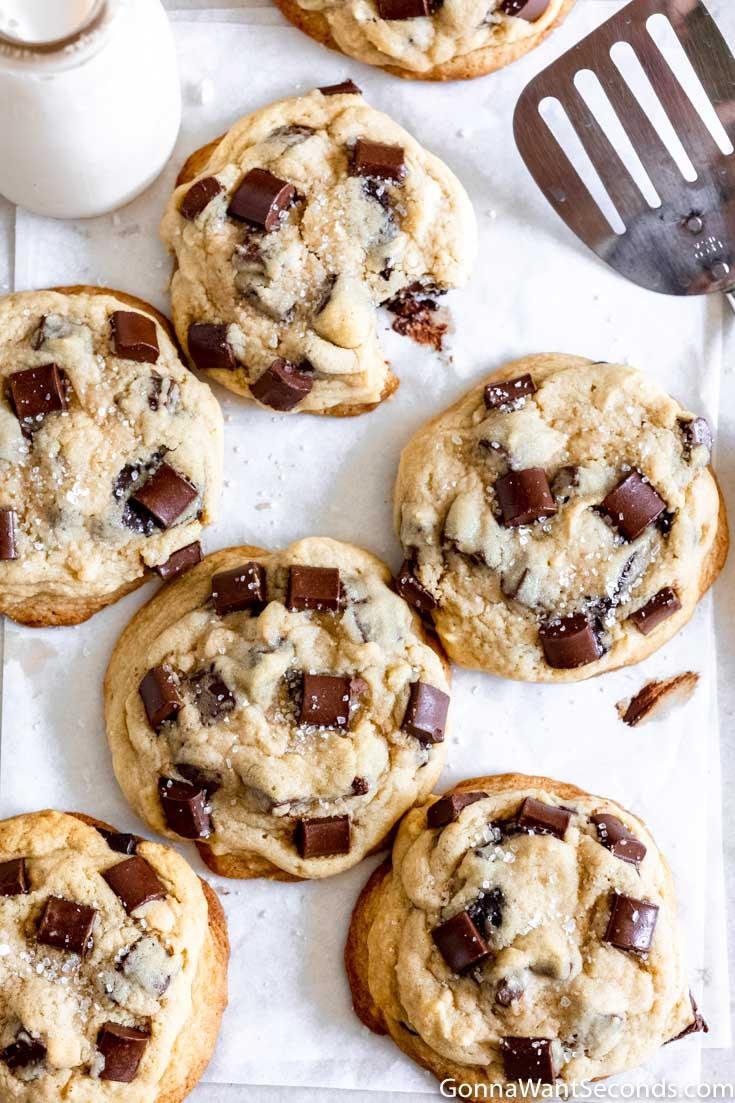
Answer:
[{"left": 0, "top": 0, "right": 181, "bottom": 219}]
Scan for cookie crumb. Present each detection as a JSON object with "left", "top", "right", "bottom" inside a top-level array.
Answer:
[{"left": 616, "top": 672, "right": 699, "bottom": 727}]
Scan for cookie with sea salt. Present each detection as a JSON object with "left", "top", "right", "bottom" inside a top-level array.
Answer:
[
  {"left": 0, "top": 287, "right": 224, "bottom": 627},
  {"left": 104, "top": 538, "right": 450, "bottom": 880},
  {"left": 273, "top": 0, "right": 575, "bottom": 81},
  {"left": 160, "top": 88, "right": 476, "bottom": 417},
  {"left": 393, "top": 354, "right": 727, "bottom": 682},
  {"left": 0, "top": 810, "right": 228, "bottom": 1101},
  {"left": 346, "top": 773, "right": 705, "bottom": 1090}
]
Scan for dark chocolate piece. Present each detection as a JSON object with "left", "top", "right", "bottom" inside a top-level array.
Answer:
[
  {"left": 601, "top": 470, "right": 666, "bottom": 541},
  {"left": 300, "top": 673, "right": 353, "bottom": 729},
  {"left": 467, "top": 887, "right": 504, "bottom": 932},
  {"left": 395, "top": 559, "right": 437, "bottom": 616},
  {"left": 377, "top": 0, "right": 429, "bottom": 17},
  {"left": 98, "top": 1022, "right": 150, "bottom": 1083},
  {"left": 484, "top": 374, "right": 536, "bottom": 410},
  {"left": 8, "top": 364, "right": 68, "bottom": 425},
  {"left": 212, "top": 562, "right": 267, "bottom": 615},
  {"left": 501, "top": 1037, "right": 556, "bottom": 1083},
  {"left": 0, "top": 857, "right": 28, "bottom": 896},
  {"left": 500, "top": 0, "right": 550, "bottom": 18},
  {"left": 180, "top": 176, "right": 223, "bottom": 220},
  {"left": 1, "top": 1035, "right": 46, "bottom": 1071},
  {"left": 495, "top": 468, "right": 556, "bottom": 527},
  {"left": 431, "top": 910, "right": 489, "bottom": 972},
  {"left": 130, "top": 463, "right": 197, "bottom": 529},
  {"left": 629, "top": 587, "right": 681, "bottom": 635},
  {"left": 591, "top": 813, "right": 647, "bottom": 866},
  {"left": 352, "top": 776, "right": 370, "bottom": 795},
  {"left": 190, "top": 668, "right": 236, "bottom": 725},
  {"left": 604, "top": 892, "right": 659, "bottom": 953},
  {"left": 538, "top": 614, "right": 602, "bottom": 669},
  {"left": 103, "top": 856, "right": 166, "bottom": 914},
  {"left": 402, "top": 681, "right": 449, "bottom": 744},
  {"left": 517, "top": 797, "right": 571, "bottom": 839},
  {"left": 187, "top": 323, "right": 235, "bottom": 372},
  {"left": 667, "top": 993, "right": 708, "bottom": 1042},
  {"left": 678, "top": 416, "right": 712, "bottom": 458},
  {"left": 228, "top": 168, "right": 295, "bottom": 230},
  {"left": 96, "top": 828, "right": 141, "bottom": 856},
  {"left": 295, "top": 815, "right": 351, "bottom": 858},
  {"left": 287, "top": 565, "right": 341, "bottom": 611},
  {"left": 155, "top": 541, "right": 202, "bottom": 582},
  {"left": 139, "top": 665, "right": 182, "bottom": 730},
  {"left": 352, "top": 138, "right": 406, "bottom": 182},
  {"left": 0, "top": 509, "right": 17, "bottom": 560},
  {"left": 37, "top": 896, "right": 97, "bottom": 955},
  {"left": 175, "top": 762, "right": 221, "bottom": 797},
  {"left": 111, "top": 311, "right": 159, "bottom": 364},
  {"left": 250, "top": 358, "right": 313, "bottom": 411},
  {"left": 427, "top": 791, "right": 487, "bottom": 828},
  {"left": 158, "top": 777, "right": 211, "bottom": 838},
  {"left": 319, "top": 79, "right": 362, "bottom": 95}
]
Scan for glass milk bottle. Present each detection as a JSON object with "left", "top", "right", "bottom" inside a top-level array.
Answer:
[{"left": 0, "top": 0, "right": 181, "bottom": 218}]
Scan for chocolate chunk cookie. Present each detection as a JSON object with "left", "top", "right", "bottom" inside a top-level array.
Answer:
[
  {"left": 0, "top": 810, "right": 228, "bottom": 1102},
  {"left": 394, "top": 354, "right": 727, "bottom": 681},
  {"left": 0, "top": 287, "right": 224, "bottom": 627},
  {"left": 160, "top": 89, "right": 475, "bottom": 417},
  {"left": 104, "top": 538, "right": 450, "bottom": 880},
  {"left": 346, "top": 773, "right": 704, "bottom": 1090}
]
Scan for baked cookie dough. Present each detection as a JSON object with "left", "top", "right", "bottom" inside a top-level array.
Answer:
[
  {"left": 346, "top": 773, "right": 705, "bottom": 1090},
  {"left": 273, "top": 0, "right": 575, "bottom": 80},
  {"left": 0, "top": 809, "right": 228, "bottom": 1102},
  {"left": 160, "top": 88, "right": 476, "bottom": 416},
  {"left": 104, "top": 538, "right": 451, "bottom": 881},
  {"left": 394, "top": 354, "right": 727, "bottom": 682},
  {"left": 0, "top": 287, "right": 224, "bottom": 627}
]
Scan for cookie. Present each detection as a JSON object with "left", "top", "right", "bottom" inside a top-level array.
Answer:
[
  {"left": 0, "top": 809, "right": 228, "bottom": 1101},
  {"left": 346, "top": 773, "right": 705, "bottom": 1090},
  {"left": 0, "top": 287, "right": 224, "bottom": 627},
  {"left": 272, "top": 0, "right": 576, "bottom": 80},
  {"left": 160, "top": 89, "right": 476, "bottom": 417},
  {"left": 104, "top": 538, "right": 451, "bottom": 880},
  {"left": 394, "top": 354, "right": 728, "bottom": 682}
]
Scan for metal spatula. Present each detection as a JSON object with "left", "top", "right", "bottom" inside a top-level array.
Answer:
[{"left": 513, "top": 0, "right": 735, "bottom": 311}]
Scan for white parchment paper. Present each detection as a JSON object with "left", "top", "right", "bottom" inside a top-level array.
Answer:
[{"left": 1, "top": 3, "right": 731, "bottom": 1092}]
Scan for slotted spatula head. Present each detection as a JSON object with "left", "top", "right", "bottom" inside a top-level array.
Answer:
[{"left": 514, "top": 0, "right": 735, "bottom": 296}]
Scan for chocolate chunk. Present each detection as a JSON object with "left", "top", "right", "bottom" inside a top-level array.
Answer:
[
  {"left": 98, "top": 1022, "right": 149, "bottom": 1083},
  {"left": 295, "top": 815, "right": 351, "bottom": 858},
  {"left": 538, "top": 614, "right": 602, "bottom": 669},
  {"left": 250, "top": 358, "right": 313, "bottom": 411},
  {"left": 1, "top": 1035, "right": 46, "bottom": 1070},
  {"left": 678, "top": 416, "right": 712, "bottom": 458},
  {"left": 8, "top": 364, "right": 68, "bottom": 425},
  {"left": 517, "top": 797, "right": 571, "bottom": 840},
  {"left": 500, "top": 0, "right": 551, "bottom": 19},
  {"left": 395, "top": 560, "right": 437, "bottom": 616},
  {"left": 158, "top": 777, "right": 211, "bottom": 838},
  {"left": 155, "top": 541, "right": 202, "bottom": 582},
  {"left": 96, "top": 828, "right": 141, "bottom": 856},
  {"left": 432, "top": 910, "right": 489, "bottom": 972},
  {"left": 468, "top": 887, "right": 504, "bottom": 932},
  {"left": 190, "top": 668, "right": 236, "bottom": 725},
  {"left": 212, "top": 562, "right": 268, "bottom": 615},
  {"left": 352, "top": 776, "right": 370, "bottom": 795},
  {"left": 139, "top": 665, "right": 182, "bottom": 730},
  {"left": 287, "top": 565, "right": 341, "bottom": 611},
  {"left": 427, "top": 791, "right": 487, "bottom": 828},
  {"left": 176, "top": 762, "right": 221, "bottom": 797},
  {"left": 130, "top": 463, "right": 197, "bottom": 529},
  {"left": 319, "top": 79, "right": 362, "bottom": 95},
  {"left": 496, "top": 978, "right": 524, "bottom": 1007},
  {"left": 667, "top": 993, "right": 709, "bottom": 1042},
  {"left": 187, "top": 323, "right": 235, "bottom": 372},
  {"left": 604, "top": 892, "right": 659, "bottom": 953},
  {"left": 352, "top": 139, "right": 406, "bottom": 182},
  {"left": 103, "top": 856, "right": 166, "bottom": 914},
  {"left": 402, "top": 681, "right": 449, "bottom": 744},
  {"left": 501, "top": 1037, "right": 556, "bottom": 1083},
  {"left": 0, "top": 509, "right": 17, "bottom": 560},
  {"left": 618, "top": 671, "right": 698, "bottom": 728},
  {"left": 601, "top": 470, "right": 666, "bottom": 541},
  {"left": 496, "top": 468, "right": 556, "bottom": 527},
  {"left": 300, "top": 673, "right": 353, "bottom": 729},
  {"left": 111, "top": 311, "right": 159, "bottom": 364},
  {"left": 37, "top": 896, "right": 97, "bottom": 955},
  {"left": 591, "top": 814, "right": 646, "bottom": 866},
  {"left": 377, "top": 0, "right": 429, "bottom": 17},
  {"left": 484, "top": 373, "right": 536, "bottom": 410},
  {"left": 180, "top": 176, "right": 223, "bottom": 220},
  {"left": 0, "top": 857, "right": 28, "bottom": 896},
  {"left": 629, "top": 587, "right": 681, "bottom": 635},
  {"left": 228, "top": 168, "right": 295, "bottom": 230}
]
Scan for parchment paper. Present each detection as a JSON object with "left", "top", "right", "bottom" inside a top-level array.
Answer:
[{"left": 1, "top": 3, "right": 730, "bottom": 1092}]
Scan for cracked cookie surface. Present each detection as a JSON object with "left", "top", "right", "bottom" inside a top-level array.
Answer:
[
  {"left": 160, "top": 89, "right": 475, "bottom": 416},
  {"left": 394, "top": 354, "right": 727, "bottom": 682},
  {"left": 105, "top": 538, "right": 450, "bottom": 881}
]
